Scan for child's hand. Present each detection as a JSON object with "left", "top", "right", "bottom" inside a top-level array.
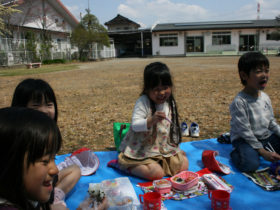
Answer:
[
  {"left": 147, "top": 111, "right": 166, "bottom": 128},
  {"left": 258, "top": 148, "right": 280, "bottom": 162},
  {"left": 50, "top": 202, "right": 69, "bottom": 210},
  {"left": 97, "top": 198, "right": 109, "bottom": 210}
]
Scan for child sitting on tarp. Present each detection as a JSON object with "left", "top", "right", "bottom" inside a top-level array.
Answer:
[
  {"left": 0, "top": 107, "right": 63, "bottom": 209},
  {"left": 230, "top": 52, "right": 280, "bottom": 172},
  {"left": 108, "top": 62, "right": 189, "bottom": 180},
  {"left": 11, "top": 78, "right": 81, "bottom": 207}
]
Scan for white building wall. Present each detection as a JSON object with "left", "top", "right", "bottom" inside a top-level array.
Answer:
[
  {"left": 9, "top": 0, "right": 73, "bottom": 33},
  {"left": 152, "top": 34, "right": 159, "bottom": 55},
  {"left": 231, "top": 30, "right": 239, "bottom": 51},
  {"left": 259, "top": 29, "right": 280, "bottom": 50},
  {"left": 152, "top": 27, "right": 280, "bottom": 56},
  {"left": 152, "top": 32, "right": 185, "bottom": 56},
  {"left": 204, "top": 33, "right": 211, "bottom": 53}
]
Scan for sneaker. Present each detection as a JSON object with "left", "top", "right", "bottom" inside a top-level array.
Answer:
[
  {"left": 181, "top": 122, "right": 189, "bottom": 136},
  {"left": 190, "top": 122, "right": 200, "bottom": 137}
]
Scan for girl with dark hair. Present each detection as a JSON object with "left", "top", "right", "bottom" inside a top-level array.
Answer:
[
  {"left": 11, "top": 78, "right": 81, "bottom": 208},
  {"left": 109, "top": 62, "right": 189, "bottom": 180},
  {"left": 12, "top": 78, "right": 58, "bottom": 122},
  {"left": 0, "top": 107, "right": 62, "bottom": 210}
]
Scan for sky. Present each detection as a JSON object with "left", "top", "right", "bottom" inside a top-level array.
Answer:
[{"left": 60, "top": 0, "right": 280, "bottom": 28}]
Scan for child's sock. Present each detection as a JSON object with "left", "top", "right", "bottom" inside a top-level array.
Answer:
[{"left": 107, "top": 159, "right": 131, "bottom": 174}]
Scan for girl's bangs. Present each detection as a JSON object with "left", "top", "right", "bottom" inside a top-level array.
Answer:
[
  {"left": 27, "top": 124, "right": 61, "bottom": 164},
  {"left": 159, "top": 72, "right": 172, "bottom": 86},
  {"left": 150, "top": 71, "right": 172, "bottom": 89},
  {"left": 31, "top": 90, "right": 54, "bottom": 104}
]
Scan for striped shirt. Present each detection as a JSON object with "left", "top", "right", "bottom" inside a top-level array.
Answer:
[{"left": 230, "top": 91, "right": 280, "bottom": 149}]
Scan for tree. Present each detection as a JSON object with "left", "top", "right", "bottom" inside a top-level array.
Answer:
[
  {"left": 71, "top": 10, "right": 110, "bottom": 60},
  {"left": 270, "top": 15, "right": 280, "bottom": 41},
  {"left": 0, "top": 1, "right": 21, "bottom": 36},
  {"left": 21, "top": 0, "right": 53, "bottom": 61}
]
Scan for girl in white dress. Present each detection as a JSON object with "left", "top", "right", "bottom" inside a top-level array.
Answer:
[{"left": 116, "top": 62, "right": 189, "bottom": 180}]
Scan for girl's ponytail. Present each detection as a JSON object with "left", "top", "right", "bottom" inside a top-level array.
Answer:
[{"left": 169, "top": 95, "right": 181, "bottom": 144}]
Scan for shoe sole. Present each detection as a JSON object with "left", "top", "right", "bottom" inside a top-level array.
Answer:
[
  {"left": 182, "top": 130, "right": 189, "bottom": 136},
  {"left": 191, "top": 134, "right": 199, "bottom": 137}
]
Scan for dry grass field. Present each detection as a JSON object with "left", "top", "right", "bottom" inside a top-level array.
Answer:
[{"left": 0, "top": 56, "right": 280, "bottom": 154}]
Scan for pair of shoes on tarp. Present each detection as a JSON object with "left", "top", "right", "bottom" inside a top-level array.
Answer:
[{"left": 181, "top": 122, "right": 200, "bottom": 137}]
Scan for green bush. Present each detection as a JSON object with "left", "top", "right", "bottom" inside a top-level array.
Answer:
[{"left": 42, "top": 59, "right": 66, "bottom": 64}]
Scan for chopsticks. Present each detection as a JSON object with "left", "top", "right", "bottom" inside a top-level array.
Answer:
[{"left": 265, "top": 142, "right": 276, "bottom": 153}]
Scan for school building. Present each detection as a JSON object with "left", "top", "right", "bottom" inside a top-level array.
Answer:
[{"left": 151, "top": 19, "right": 280, "bottom": 56}]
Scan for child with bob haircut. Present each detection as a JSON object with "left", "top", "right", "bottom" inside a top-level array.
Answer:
[
  {"left": 11, "top": 78, "right": 81, "bottom": 207},
  {"left": 230, "top": 52, "right": 280, "bottom": 172},
  {"left": 0, "top": 107, "right": 62, "bottom": 209},
  {"left": 109, "top": 62, "right": 189, "bottom": 180}
]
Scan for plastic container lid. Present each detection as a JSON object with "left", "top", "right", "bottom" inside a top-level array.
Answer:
[
  {"left": 101, "top": 179, "right": 120, "bottom": 197},
  {"left": 153, "top": 179, "right": 171, "bottom": 189}
]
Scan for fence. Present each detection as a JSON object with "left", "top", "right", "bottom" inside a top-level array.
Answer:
[
  {"left": 205, "top": 43, "right": 279, "bottom": 55},
  {"left": 0, "top": 38, "right": 116, "bottom": 66}
]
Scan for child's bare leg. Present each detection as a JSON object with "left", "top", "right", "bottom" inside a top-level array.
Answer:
[
  {"left": 130, "top": 163, "right": 165, "bottom": 180},
  {"left": 56, "top": 165, "right": 81, "bottom": 194}
]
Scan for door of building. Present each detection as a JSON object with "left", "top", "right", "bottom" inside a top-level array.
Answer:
[
  {"left": 239, "top": 35, "right": 258, "bottom": 51},
  {"left": 186, "top": 36, "right": 204, "bottom": 53}
]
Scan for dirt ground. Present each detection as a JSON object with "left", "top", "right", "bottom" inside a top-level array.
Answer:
[{"left": 0, "top": 56, "right": 280, "bottom": 154}]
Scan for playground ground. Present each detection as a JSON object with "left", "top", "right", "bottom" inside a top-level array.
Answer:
[{"left": 0, "top": 56, "right": 279, "bottom": 154}]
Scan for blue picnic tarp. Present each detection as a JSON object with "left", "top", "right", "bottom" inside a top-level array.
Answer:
[{"left": 56, "top": 138, "right": 280, "bottom": 210}]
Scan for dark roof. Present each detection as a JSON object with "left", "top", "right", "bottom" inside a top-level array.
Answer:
[
  {"left": 107, "top": 28, "right": 151, "bottom": 35},
  {"left": 105, "top": 14, "right": 140, "bottom": 28},
  {"left": 152, "top": 19, "right": 280, "bottom": 32}
]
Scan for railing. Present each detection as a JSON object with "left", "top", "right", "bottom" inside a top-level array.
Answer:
[
  {"left": 205, "top": 44, "right": 237, "bottom": 53},
  {"left": 0, "top": 37, "right": 116, "bottom": 66}
]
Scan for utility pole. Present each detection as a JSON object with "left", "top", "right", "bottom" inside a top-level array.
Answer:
[{"left": 257, "top": 2, "right": 260, "bottom": 20}]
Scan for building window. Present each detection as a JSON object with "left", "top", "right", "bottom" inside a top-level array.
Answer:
[
  {"left": 266, "top": 34, "right": 272, "bottom": 40},
  {"left": 212, "top": 31, "right": 231, "bottom": 45},
  {"left": 159, "top": 34, "right": 178, "bottom": 46}
]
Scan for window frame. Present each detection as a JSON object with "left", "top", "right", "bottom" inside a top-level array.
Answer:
[
  {"left": 159, "top": 33, "right": 178, "bottom": 47},
  {"left": 212, "top": 31, "right": 231, "bottom": 45}
]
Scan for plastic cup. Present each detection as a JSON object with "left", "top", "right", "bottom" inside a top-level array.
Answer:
[
  {"left": 208, "top": 190, "right": 230, "bottom": 210},
  {"left": 139, "top": 192, "right": 161, "bottom": 210}
]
